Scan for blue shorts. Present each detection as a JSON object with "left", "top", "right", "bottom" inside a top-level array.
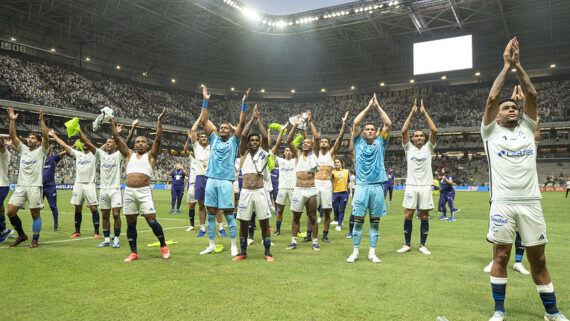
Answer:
[
  {"left": 43, "top": 185, "right": 58, "bottom": 209},
  {"left": 0, "top": 186, "right": 9, "bottom": 208},
  {"left": 194, "top": 175, "right": 208, "bottom": 201},
  {"left": 351, "top": 184, "right": 387, "bottom": 218},
  {"left": 205, "top": 178, "right": 234, "bottom": 210}
]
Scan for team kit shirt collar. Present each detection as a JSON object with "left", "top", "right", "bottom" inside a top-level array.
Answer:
[
  {"left": 481, "top": 113, "right": 541, "bottom": 202},
  {"left": 353, "top": 135, "right": 389, "bottom": 185},
  {"left": 17, "top": 144, "right": 48, "bottom": 187},
  {"left": 96, "top": 149, "right": 125, "bottom": 189},
  {"left": 403, "top": 141, "right": 435, "bottom": 186}
]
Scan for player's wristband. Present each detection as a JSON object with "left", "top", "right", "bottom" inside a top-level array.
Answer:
[
  {"left": 202, "top": 100, "right": 208, "bottom": 109},
  {"left": 186, "top": 139, "right": 191, "bottom": 142},
  {"left": 241, "top": 102, "right": 247, "bottom": 112}
]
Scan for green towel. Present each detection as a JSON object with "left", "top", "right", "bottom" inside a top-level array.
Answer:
[
  {"left": 269, "top": 123, "right": 286, "bottom": 135},
  {"left": 64, "top": 117, "right": 80, "bottom": 138},
  {"left": 293, "top": 133, "right": 303, "bottom": 147},
  {"left": 75, "top": 139, "right": 84, "bottom": 152},
  {"left": 268, "top": 155, "right": 275, "bottom": 171}
]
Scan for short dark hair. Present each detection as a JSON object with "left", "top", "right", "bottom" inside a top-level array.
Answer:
[
  {"left": 498, "top": 98, "right": 518, "bottom": 107},
  {"left": 363, "top": 122, "right": 375, "bottom": 129},
  {"left": 247, "top": 133, "right": 260, "bottom": 142},
  {"left": 319, "top": 137, "right": 329, "bottom": 143},
  {"left": 29, "top": 132, "right": 42, "bottom": 141}
]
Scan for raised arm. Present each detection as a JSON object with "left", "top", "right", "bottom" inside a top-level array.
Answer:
[
  {"left": 48, "top": 129, "right": 73, "bottom": 154},
  {"left": 150, "top": 108, "right": 165, "bottom": 159},
  {"left": 110, "top": 118, "right": 131, "bottom": 158},
  {"left": 511, "top": 37, "right": 538, "bottom": 120},
  {"left": 271, "top": 123, "right": 288, "bottom": 155},
  {"left": 199, "top": 85, "right": 216, "bottom": 136},
  {"left": 376, "top": 97, "right": 392, "bottom": 137},
  {"left": 352, "top": 94, "right": 377, "bottom": 138},
  {"left": 331, "top": 111, "right": 349, "bottom": 156},
  {"left": 190, "top": 117, "right": 200, "bottom": 144},
  {"left": 239, "top": 107, "right": 257, "bottom": 156},
  {"left": 534, "top": 116, "right": 541, "bottom": 143},
  {"left": 78, "top": 129, "right": 97, "bottom": 154},
  {"left": 39, "top": 108, "right": 49, "bottom": 150},
  {"left": 234, "top": 88, "right": 250, "bottom": 139},
  {"left": 7, "top": 107, "right": 21, "bottom": 148},
  {"left": 348, "top": 127, "right": 355, "bottom": 160},
  {"left": 0, "top": 138, "right": 5, "bottom": 153},
  {"left": 287, "top": 115, "right": 301, "bottom": 157},
  {"left": 401, "top": 99, "right": 417, "bottom": 145},
  {"left": 256, "top": 106, "right": 269, "bottom": 151},
  {"left": 420, "top": 99, "right": 437, "bottom": 145},
  {"left": 125, "top": 119, "right": 139, "bottom": 147},
  {"left": 484, "top": 39, "right": 513, "bottom": 126}
]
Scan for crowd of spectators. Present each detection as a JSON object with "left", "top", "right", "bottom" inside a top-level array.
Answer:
[{"left": 2, "top": 54, "right": 569, "bottom": 135}]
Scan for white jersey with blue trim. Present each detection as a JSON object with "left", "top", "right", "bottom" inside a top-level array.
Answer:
[{"left": 481, "top": 113, "right": 541, "bottom": 202}]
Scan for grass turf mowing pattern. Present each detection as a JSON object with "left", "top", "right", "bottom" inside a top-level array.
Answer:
[{"left": 1, "top": 190, "right": 568, "bottom": 320}]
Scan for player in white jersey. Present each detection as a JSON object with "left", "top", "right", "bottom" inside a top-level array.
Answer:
[
  {"left": 484, "top": 37, "right": 567, "bottom": 321},
  {"left": 79, "top": 129, "right": 125, "bottom": 248},
  {"left": 233, "top": 106, "right": 274, "bottom": 262},
  {"left": 0, "top": 137, "right": 15, "bottom": 244},
  {"left": 397, "top": 98, "right": 437, "bottom": 255},
  {"left": 184, "top": 116, "right": 226, "bottom": 237},
  {"left": 110, "top": 109, "right": 170, "bottom": 262},
  {"left": 184, "top": 152, "right": 198, "bottom": 231},
  {"left": 308, "top": 110, "right": 348, "bottom": 243},
  {"left": 285, "top": 113, "right": 320, "bottom": 251},
  {"left": 268, "top": 124, "right": 293, "bottom": 236},
  {"left": 50, "top": 130, "right": 101, "bottom": 239},
  {"left": 6, "top": 107, "right": 49, "bottom": 248}
]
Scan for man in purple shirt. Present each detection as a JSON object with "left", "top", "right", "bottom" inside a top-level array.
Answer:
[{"left": 43, "top": 149, "right": 68, "bottom": 231}]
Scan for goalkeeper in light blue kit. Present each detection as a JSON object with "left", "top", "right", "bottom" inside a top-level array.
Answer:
[{"left": 345, "top": 94, "right": 391, "bottom": 263}]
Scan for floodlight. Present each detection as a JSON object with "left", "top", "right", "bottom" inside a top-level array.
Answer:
[
  {"left": 441, "top": 75, "right": 447, "bottom": 80},
  {"left": 550, "top": 64, "right": 556, "bottom": 68},
  {"left": 116, "top": 65, "right": 121, "bottom": 70}
]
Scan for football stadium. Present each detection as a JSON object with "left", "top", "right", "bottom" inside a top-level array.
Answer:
[{"left": 0, "top": 0, "right": 569, "bottom": 320}]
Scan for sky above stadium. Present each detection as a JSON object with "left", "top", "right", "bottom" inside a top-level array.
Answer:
[{"left": 239, "top": 0, "right": 352, "bottom": 15}]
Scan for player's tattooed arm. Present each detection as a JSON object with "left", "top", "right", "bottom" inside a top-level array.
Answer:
[
  {"left": 420, "top": 99, "right": 437, "bottom": 145},
  {"left": 401, "top": 99, "right": 417, "bottom": 145},
  {"left": 484, "top": 38, "right": 514, "bottom": 126},
  {"left": 511, "top": 37, "right": 537, "bottom": 120}
]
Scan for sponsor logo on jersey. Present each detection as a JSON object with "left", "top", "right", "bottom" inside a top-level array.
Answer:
[{"left": 497, "top": 149, "right": 533, "bottom": 157}]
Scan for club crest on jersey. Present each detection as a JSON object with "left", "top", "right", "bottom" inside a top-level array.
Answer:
[{"left": 490, "top": 214, "right": 508, "bottom": 226}]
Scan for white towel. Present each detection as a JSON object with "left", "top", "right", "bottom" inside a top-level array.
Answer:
[{"left": 92, "top": 106, "right": 114, "bottom": 131}]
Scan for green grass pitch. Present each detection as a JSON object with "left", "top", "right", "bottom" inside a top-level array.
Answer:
[{"left": 1, "top": 190, "right": 568, "bottom": 321}]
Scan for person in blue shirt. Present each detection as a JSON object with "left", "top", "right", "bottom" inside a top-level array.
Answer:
[
  {"left": 438, "top": 168, "right": 459, "bottom": 221},
  {"left": 198, "top": 85, "right": 248, "bottom": 257},
  {"left": 346, "top": 94, "right": 392, "bottom": 264},
  {"left": 383, "top": 168, "right": 395, "bottom": 205},
  {"left": 43, "top": 148, "right": 68, "bottom": 231},
  {"left": 169, "top": 163, "right": 187, "bottom": 214}
]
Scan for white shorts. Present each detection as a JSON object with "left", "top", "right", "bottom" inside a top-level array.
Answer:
[
  {"left": 71, "top": 183, "right": 99, "bottom": 206},
  {"left": 402, "top": 185, "right": 434, "bottom": 210},
  {"left": 290, "top": 186, "right": 317, "bottom": 213},
  {"left": 233, "top": 181, "right": 240, "bottom": 194},
  {"left": 266, "top": 191, "right": 274, "bottom": 210},
  {"left": 123, "top": 186, "right": 156, "bottom": 215},
  {"left": 99, "top": 188, "right": 122, "bottom": 210},
  {"left": 487, "top": 201, "right": 548, "bottom": 247},
  {"left": 237, "top": 188, "right": 272, "bottom": 221},
  {"left": 187, "top": 184, "right": 197, "bottom": 204},
  {"left": 276, "top": 188, "right": 293, "bottom": 206},
  {"left": 8, "top": 186, "right": 43, "bottom": 209},
  {"left": 315, "top": 179, "right": 333, "bottom": 209}
]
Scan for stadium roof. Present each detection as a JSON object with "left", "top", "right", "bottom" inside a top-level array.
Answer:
[{"left": 0, "top": 0, "right": 569, "bottom": 94}]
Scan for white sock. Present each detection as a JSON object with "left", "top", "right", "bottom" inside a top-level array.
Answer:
[
  {"left": 218, "top": 223, "right": 224, "bottom": 230},
  {"left": 292, "top": 236, "right": 297, "bottom": 244},
  {"left": 369, "top": 247, "right": 376, "bottom": 257},
  {"left": 200, "top": 225, "right": 205, "bottom": 231},
  {"left": 312, "top": 238, "right": 318, "bottom": 244},
  {"left": 230, "top": 238, "right": 237, "bottom": 248},
  {"left": 105, "top": 237, "right": 111, "bottom": 243},
  {"left": 352, "top": 247, "right": 359, "bottom": 256},
  {"left": 208, "top": 239, "right": 216, "bottom": 249}
]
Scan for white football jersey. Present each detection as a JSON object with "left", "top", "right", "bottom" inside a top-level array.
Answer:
[
  {"left": 16, "top": 144, "right": 48, "bottom": 187},
  {"left": 192, "top": 141, "right": 210, "bottom": 176},
  {"left": 0, "top": 149, "right": 11, "bottom": 187},
  {"left": 481, "top": 113, "right": 541, "bottom": 202},
  {"left": 273, "top": 154, "right": 296, "bottom": 189},
  {"left": 403, "top": 141, "right": 435, "bottom": 186},
  {"left": 96, "top": 149, "right": 124, "bottom": 189},
  {"left": 72, "top": 149, "right": 97, "bottom": 183}
]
